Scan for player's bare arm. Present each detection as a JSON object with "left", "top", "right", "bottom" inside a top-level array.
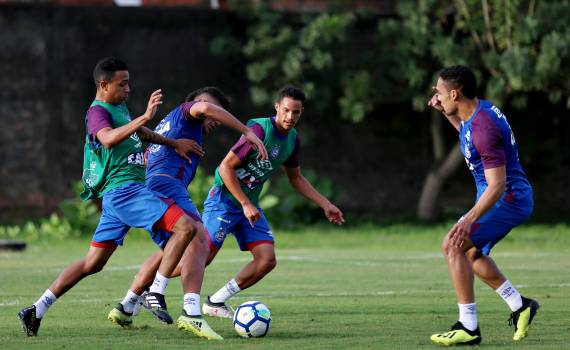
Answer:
[
  {"left": 186, "top": 102, "right": 269, "bottom": 160},
  {"left": 284, "top": 166, "right": 345, "bottom": 225},
  {"left": 137, "top": 126, "right": 204, "bottom": 163},
  {"left": 448, "top": 166, "right": 506, "bottom": 248},
  {"left": 218, "top": 151, "right": 261, "bottom": 227},
  {"left": 96, "top": 89, "right": 163, "bottom": 148}
]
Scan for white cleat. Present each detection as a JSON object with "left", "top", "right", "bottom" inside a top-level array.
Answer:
[{"left": 202, "top": 296, "right": 234, "bottom": 319}]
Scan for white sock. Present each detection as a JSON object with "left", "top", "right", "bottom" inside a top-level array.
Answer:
[
  {"left": 33, "top": 289, "right": 57, "bottom": 318},
  {"left": 210, "top": 279, "right": 241, "bottom": 303},
  {"left": 183, "top": 293, "right": 201, "bottom": 316},
  {"left": 495, "top": 280, "right": 523, "bottom": 311},
  {"left": 149, "top": 272, "right": 169, "bottom": 295},
  {"left": 458, "top": 303, "right": 478, "bottom": 331},
  {"left": 120, "top": 290, "right": 140, "bottom": 314}
]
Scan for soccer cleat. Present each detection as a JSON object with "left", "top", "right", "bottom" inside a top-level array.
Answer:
[
  {"left": 18, "top": 305, "right": 42, "bottom": 336},
  {"left": 509, "top": 296, "right": 540, "bottom": 341},
  {"left": 430, "top": 321, "right": 482, "bottom": 346},
  {"left": 143, "top": 292, "right": 173, "bottom": 324},
  {"left": 132, "top": 290, "right": 147, "bottom": 317},
  {"left": 202, "top": 296, "right": 234, "bottom": 319},
  {"left": 107, "top": 303, "right": 133, "bottom": 327},
  {"left": 176, "top": 310, "right": 223, "bottom": 340}
]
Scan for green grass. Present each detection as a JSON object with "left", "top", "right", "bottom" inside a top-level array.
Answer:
[{"left": 1, "top": 223, "right": 569, "bottom": 349}]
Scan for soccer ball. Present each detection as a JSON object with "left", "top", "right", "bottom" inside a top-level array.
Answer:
[{"left": 233, "top": 301, "right": 272, "bottom": 338}]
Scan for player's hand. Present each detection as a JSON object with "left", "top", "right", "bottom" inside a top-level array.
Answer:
[
  {"left": 143, "top": 89, "right": 163, "bottom": 122},
  {"left": 203, "top": 118, "right": 221, "bottom": 134},
  {"left": 324, "top": 203, "right": 345, "bottom": 225},
  {"left": 244, "top": 129, "right": 269, "bottom": 160},
  {"left": 427, "top": 93, "right": 444, "bottom": 113},
  {"left": 242, "top": 202, "right": 261, "bottom": 227},
  {"left": 447, "top": 216, "right": 473, "bottom": 248},
  {"left": 174, "top": 138, "right": 204, "bottom": 163}
]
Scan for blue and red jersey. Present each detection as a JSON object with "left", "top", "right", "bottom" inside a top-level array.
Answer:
[
  {"left": 145, "top": 102, "right": 202, "bottom": 187},
  {"left": 459, "top": 99, "right": 531, "bottom": 201}
]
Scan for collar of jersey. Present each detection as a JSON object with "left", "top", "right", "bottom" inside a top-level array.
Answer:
[{"left": 270, "top": 116, "right": 289, "bottom": 140}]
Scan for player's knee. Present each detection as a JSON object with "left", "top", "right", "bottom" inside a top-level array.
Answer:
[
  {"left": 173, "top": 216, "right": 198, "bottom": 241},
  {"left": 465, "top": 248, "right": 483, "bottom": 262},
  {"left": 258, "top": 256, "right": 277, "bottom": 273},
  {"left": 83, "top": 260, "right": 105, "bottom": 275}
]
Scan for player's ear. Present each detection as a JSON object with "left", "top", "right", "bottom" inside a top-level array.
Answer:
[
  {"left": 450, "top": 89, "right": 458, "bottom": 101},
  {"left": 274, "top": 102, "right": 279, "bottom": 112}
]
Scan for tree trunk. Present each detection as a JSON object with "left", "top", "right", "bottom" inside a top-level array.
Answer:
[{"left": 417, "top": 113, "right": 464, "bottom": 220}]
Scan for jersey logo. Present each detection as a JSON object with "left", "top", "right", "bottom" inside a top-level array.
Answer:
[
  {"left": 127, "top": 152, "right": 145, "bottom": 165},
  {"left": 270, "top": 145, "right": 281, "bottom": 159},
  {"left": 256, "top": 159, "right": 273, "bottom": 171}
]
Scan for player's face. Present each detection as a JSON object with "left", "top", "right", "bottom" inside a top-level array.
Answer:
[
  {"left": 274, "top": 97, "right": 303, "bottom": 133},
  {"left": 194, "top": 92, "right": 222, "bottom": 132},
  {"left": 102, "top": 70, "right": 130, "bottom": 104},
  {"left": 434, "top": 78, "right": 458, "bottom": 116}
]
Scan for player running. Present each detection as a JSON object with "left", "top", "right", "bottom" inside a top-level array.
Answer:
[
  {"left": 427, "top": 65, "right": 539, "bottom": 346},
  {"left": 18, "top": 57, "right": 203, "bottom": 336},
  {"left": 108, "top": 86, "right": 268, "bottom": 340}
]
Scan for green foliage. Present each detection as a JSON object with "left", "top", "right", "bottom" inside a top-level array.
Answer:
[
  {"left": 0, "top": 181, "right": 100, "bottom": 241},
  {"left": 377, "top": 0, "right": 570, "bottom": 111},
  {"left": 214, "top": 1, "right": 570, "bottom": 119},
  {"left": 187, "top": 167, "right": 214, "bottom": 213},
  {"left": 260, "top": 169, "right": 338, "bottom": 228},
  {"left": 214, "top": 7, "right": 383, "bottom": 122}
]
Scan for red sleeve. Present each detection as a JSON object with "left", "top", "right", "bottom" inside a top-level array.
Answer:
[
  {"left": 283, "top": 134, "right": 301, "bottom": 168},
  {"left": 472, "top": 113, "right": 506, "bottom": 169},
  {"left": 230, "top": 123, "right": 265, "bottom": 161},
  {"left": 181, "top": 101, "right": 198, "bottom": 119},
  {"left": 87, "top": 105, "right": 112, "bottom": 139}
]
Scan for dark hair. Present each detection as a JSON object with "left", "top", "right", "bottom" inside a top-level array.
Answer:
[
  {"left": 276, "top": 85, "right": 306, "bottom": 103},
  {"left": 439, "top": 65, "right": 477, "bottom": 99},
  {"left": 93, "top": 57, "right": 128, "bottom": 86},
  {"left": 185, "top": 86, "right": 230, "bottom": 110}
]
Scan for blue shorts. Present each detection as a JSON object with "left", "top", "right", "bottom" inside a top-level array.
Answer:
[
  {"left": 470, "top": 188, "right": 533, "bottom": 255},
  {"left": 92, "top": 182, "right": 172, "bottom": 248},
  {"left": 146, "top": 175, "right": 202, "bottom": 248},
  {"left": 202, "top": 186, "right": 274, "bottom": 251}
]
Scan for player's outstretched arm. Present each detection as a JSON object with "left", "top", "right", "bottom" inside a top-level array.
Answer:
[
  {"left": 285, "top": 166, "right": 345, "bottom": 225},
  {"left": 427, "top": 93, "right": 461, "bottom": 131},
  {"left": 218, "top": 152, "right": 261, "bottom": 227},
  {"left": 187, "top": 102, "right": 269, "bottom": 160},
  {"left": 96, "top": 89, "right": 163, "bottom": 148}
]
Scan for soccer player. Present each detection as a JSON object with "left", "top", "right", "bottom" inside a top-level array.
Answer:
[
  {"left": 108, "top": 86, "right": 268, "bottom": 340},
  {"left": 427, "top": 65, "right": 539, "bottom": 346},
  {"left": 199, "top": 85, "right": 344, "bottom": 318},
  {"left": 17, "top": 57, "right": 202, "bottom": 336}
]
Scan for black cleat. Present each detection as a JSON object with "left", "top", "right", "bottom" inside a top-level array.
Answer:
[
  {"left": 18, "top": 305, "right": 42, "bottom": 336},
  {"left": 143, "top": 292, "right": 173, "bottom": 324},
  {"left": 430, "top": 321, "right": 482, "bottom": 346},
  {"left": 509, "top": 296, "right": 540, "bottom": 341}
]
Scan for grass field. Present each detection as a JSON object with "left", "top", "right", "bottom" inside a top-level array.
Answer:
[{"left": 1, "top": 223, "right": 569, "bottom": 349}]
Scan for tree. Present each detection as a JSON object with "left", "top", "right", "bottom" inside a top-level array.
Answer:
[{"left": 212, "top": 0, "right": 570, "bottom": 219}]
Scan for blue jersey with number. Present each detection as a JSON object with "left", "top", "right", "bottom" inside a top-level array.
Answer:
[
  {"left": 459, "top": 99, "right": 531, "bottom": 201},
  {"left": 145, "top": 102, "right": 203, "bottom": 187}
]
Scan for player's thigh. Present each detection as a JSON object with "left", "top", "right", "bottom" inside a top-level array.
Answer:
[
  {"left": 471, "top": 206, "right": 528, "bottom": 255},
  {"left": 105, "top": 183, "right": 169, "bottom": 232},
  {"left": 234, "top": 210, "right": 274, "bottom": 252}
]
